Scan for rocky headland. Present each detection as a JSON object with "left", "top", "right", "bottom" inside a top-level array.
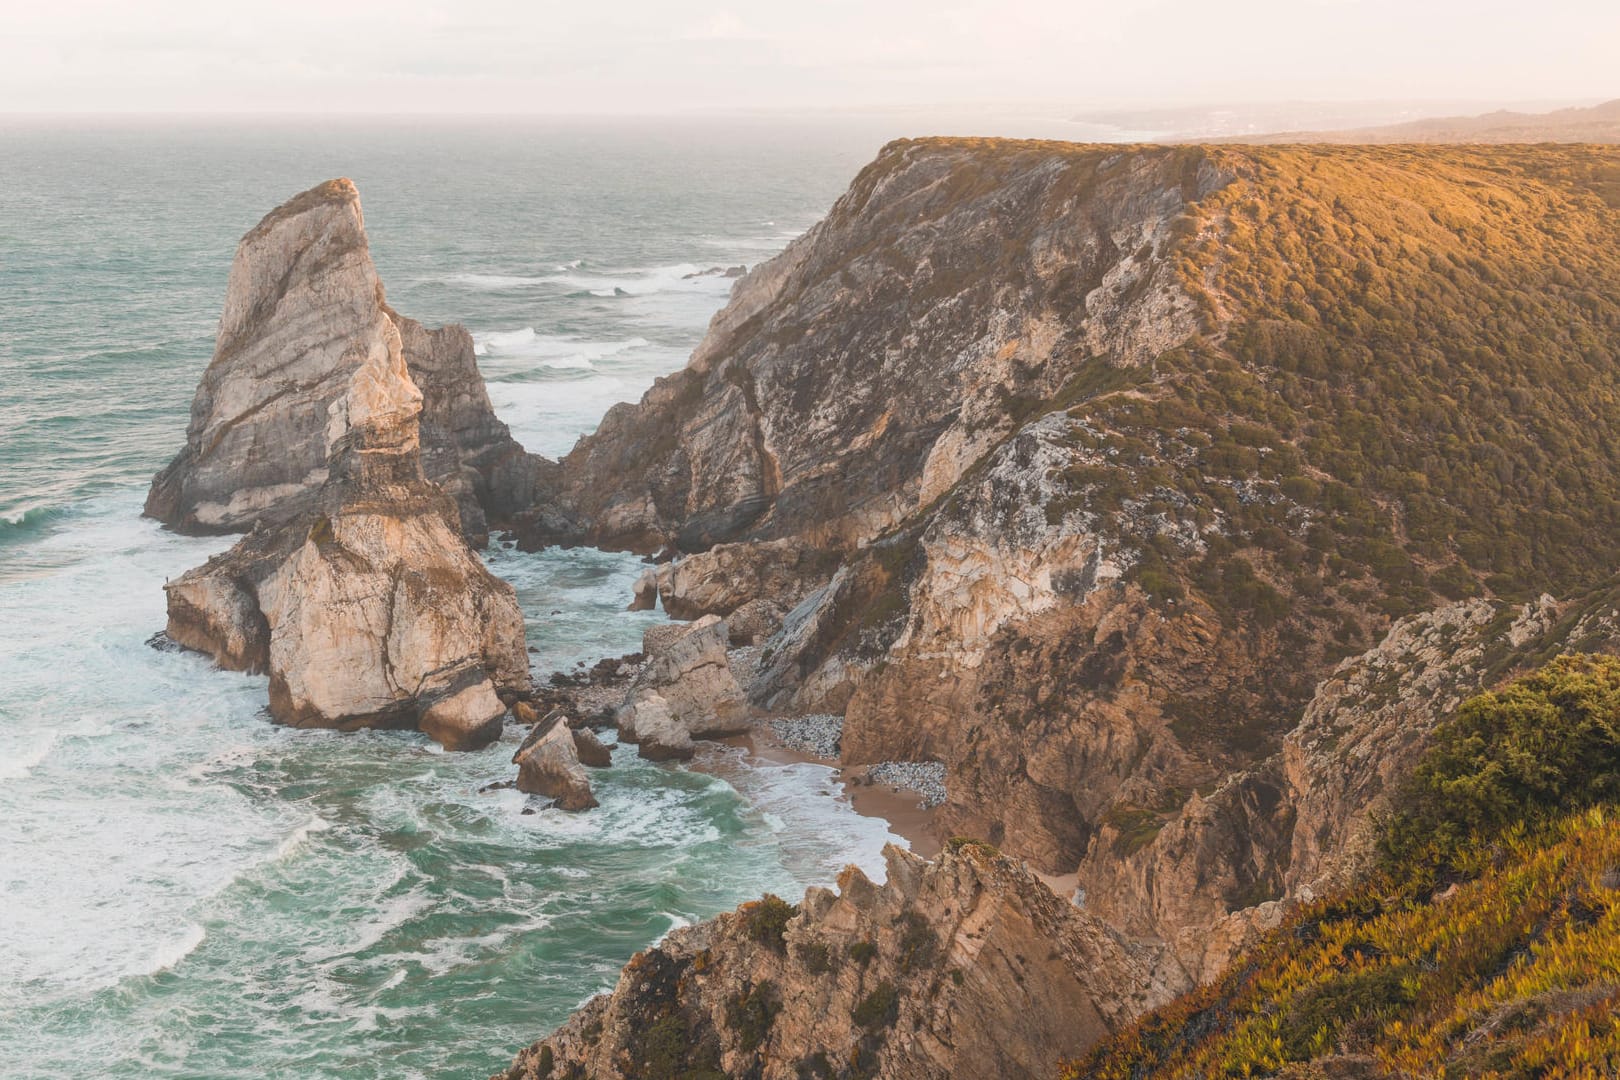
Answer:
[
  {"left": 494, "top": 139, "right": 1620, "bottom": 1072},
  {"left": 154, "top": 179, "right": 535, "bottom": 749}
]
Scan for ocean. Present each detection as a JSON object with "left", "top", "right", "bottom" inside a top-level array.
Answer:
[
  {"left": 0, "top": 115, "right": 920, "bottom": 1080},
  {"left": 0, "top": 110, "right": 1155, "bottom": 1077}
]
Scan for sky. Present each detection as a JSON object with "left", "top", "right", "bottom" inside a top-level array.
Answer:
[{"left": 1, "top": 0, "right": 1616, "bottom": 115}]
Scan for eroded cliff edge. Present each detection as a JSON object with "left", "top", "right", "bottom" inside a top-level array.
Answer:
[
  {"left": 506, "top": 138, "right": 1620, "bottom": 1070},
  {"left": 504, "top": 842, "right": 1188, "bottom": 1080},
  {"left": 156, "top": 180, "right": 533, "bottom": 749}
]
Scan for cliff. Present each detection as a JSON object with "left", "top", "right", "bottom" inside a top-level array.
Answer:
[
  {"left": 524, "top": 139, "right": 1620, "bottom": 877},
  {"left": 505, "top": 138, "right": 1620, "bottom": 1070},
  {"left": 1067, "top": 655, "right": 1620, "bottom": 1079},
  {"left": 145, "top": 178, "right": 540, "bottom": 546},
  {"left": 501, "top": 842, "right": 1188, "bottom": 1080},
  {"left": 160, "top": 179, "right": 531, "bottom": 750}
]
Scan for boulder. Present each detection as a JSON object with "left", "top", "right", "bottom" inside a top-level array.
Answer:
[
  {"left": 721, "top": 597, "right": 785, "bottom": 646},
  {"left": 617, "top": 692, "right": 695, "bottom": 762},
  {"left": 623, "top": 615, "right": 749, "bottom": 738},
  {"left": 628, "top": 568, "right": 659, "bottom": 611},
  {"left": 572, "top": 727, "right": 614, "bottom": 767},
  {"left": 513, "top": 717, "right": 598, "bottom": 810}
]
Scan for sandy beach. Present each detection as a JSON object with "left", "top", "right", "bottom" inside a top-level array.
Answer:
[{"left": 696, "top": 726, "right": 943, "bottom": 861}]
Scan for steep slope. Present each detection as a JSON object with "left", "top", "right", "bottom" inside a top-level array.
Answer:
[
  {"left": 523, "top": 141, "right": 1218, "bottom": 553},
  {"left": 1066, "top": 655, "right": 1620, "bottom": 1080},
  {"left": 524, "top": 140, "right": 1620, "bottom": 881},
  {"left": 145, "top": 178, "right": 538, "bottom": 545},
  {"left": 501, "top": 843, "right": 1188, "bottom": 1080},
  {"left": 501, "top": 140, "right": 1620, "bottom": 1074}
]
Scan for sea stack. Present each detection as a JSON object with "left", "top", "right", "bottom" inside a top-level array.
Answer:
[
  {"left": 157, "top": 179, "right": 532, "bottom": 750},
  {"left": 144, "top": 178, "right": 540, "bottom": 545}
]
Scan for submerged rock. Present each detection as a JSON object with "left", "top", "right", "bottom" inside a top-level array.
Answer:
[{"left": 159, "top": 179, "right": 531, "bottom": 750}]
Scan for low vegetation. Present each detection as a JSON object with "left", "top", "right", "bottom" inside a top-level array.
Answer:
[{"left": 1063, "top": 656, "right": 1620, "bottom": 1079}]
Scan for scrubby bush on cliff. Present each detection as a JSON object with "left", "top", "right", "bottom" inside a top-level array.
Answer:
[
  {"left": 726, "top": 980, "right": 781, "bottom": 1052},
  {"left": 1063, "top": 655, "right": 1620, "bottom": 1079},
  {"left": 1382, "top": 653, "right": 1620, "bottom": 881},
  {"left": 741, "top": 894, "right": 798, "bottom": 953},
  {"left": 1064, "top": 808, "right": 1620, "bottom": 1079}
]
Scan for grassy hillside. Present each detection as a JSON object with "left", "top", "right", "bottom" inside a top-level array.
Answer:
[{"left": 1063, "top": 655, "right": 1620, "bottom": 1079}]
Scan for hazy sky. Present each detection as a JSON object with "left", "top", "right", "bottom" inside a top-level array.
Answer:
[{"left": 2, "top": 0, "right": 1616, "bottom": 114}]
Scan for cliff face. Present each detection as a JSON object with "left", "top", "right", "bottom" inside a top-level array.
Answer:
[
  {"left": 526, "top": 141, "right": 1221, "bottom": 554},
  {"left": 145, "top": 178, "right": 538, "bottom": 546},
  {"left": 501, "top": 843, "right": 1188, "bottom": 1080},
  {"left": 523, "top": 141, "right": 1620, "bottom": 889},
  {"left": 160, "top": 180, "right": 531, "bottom": 750},
  {"left": 498, "top": 139, "right": 1620, "bottom": 1069}
]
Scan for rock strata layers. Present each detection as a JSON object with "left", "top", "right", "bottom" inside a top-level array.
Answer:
[
  {"left": 145, "top": 178, "right": 539, "bottom": 545},
  {"left": 159, "top": 179, "right": 532, "bottom": 749},
  {"left": 500, "top": 842, "right": 1189, "bottom": 1080}
]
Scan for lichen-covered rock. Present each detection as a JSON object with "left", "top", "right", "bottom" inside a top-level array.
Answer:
[
  {"left": 500, "top": 842, "right": 1189, "bottom": 1080},
  {"left": 145, "top": 177, "right": 538, "bottom": 544},
  {"left": 512, "top": 716, "right": 597, "bottom": 810},
  {"left": 158, "top": 179, "right": 531, "bottom": 750}
]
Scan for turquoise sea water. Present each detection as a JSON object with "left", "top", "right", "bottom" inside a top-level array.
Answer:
[{"left": 0, "top": 117, "right": 914, "bottom": 1079}]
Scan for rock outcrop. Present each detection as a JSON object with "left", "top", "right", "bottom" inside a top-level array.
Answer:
[
  {"left": 522, "top": 141, "right": 1213, "bottom": 555},
  {"left": 500, "top": 842, "right": 1189, "bottom": 1080},
  {"left": 516, "top": 140, "right": 1620, "bottom": 888},
  {"left": 159, "top": 179, "right": 532, "bottom": 750},
  {"left": 145, "top": 178, "right": 539, "bottom": 545},
  {"left": 496, "top": 139, "right": 1620, "bottom": 1071},
  {"left": 616, "top": 615, "right": 750, "bottom": 760},
  {"left": 512, "top": 713, "right": 600, "bottom": 810},
  {"left": 1071, "top": 587, "right": 1620, "bottom": 981}
]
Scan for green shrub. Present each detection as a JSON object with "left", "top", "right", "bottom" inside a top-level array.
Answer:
[
  {"left": 852, "top": 982, "right": 900, "bottom": 1029},
  {"left": 726, "top": 980, "right": 780, "bottom": 1052},
  {"left": 1382, "top": 653, "right": 1620, "bottom": 878},
  {"left": 742, "top": 894, "right": 799, "bottom": 953},
  {"left": 797, "top": 940, "right": 836, "bottom": 975},
  {"left": 1278, "top": 964, "right": 1416, "bottom": 1060},
  {"left": 848, "top": 939, "right": 878, "bottom": 964},
  {"left": 894, "top": 910, "right": 939, "bottom": 973}
]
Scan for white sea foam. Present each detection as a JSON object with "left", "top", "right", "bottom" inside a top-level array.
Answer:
[
  {"left": 473, "top": 329, "right": 653, "bottom": 372},
  {"left": 0, "top": 731, "right": 57, "bottom": 781},
  {"left": 273, "top": 815, "right": 333, "bottom": 862},
  {"left": 147, "top": 924, "right": 206, "bottom": 975},
  {"left": 540, "top": 262, "right": 734, "bottom": 298}
]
